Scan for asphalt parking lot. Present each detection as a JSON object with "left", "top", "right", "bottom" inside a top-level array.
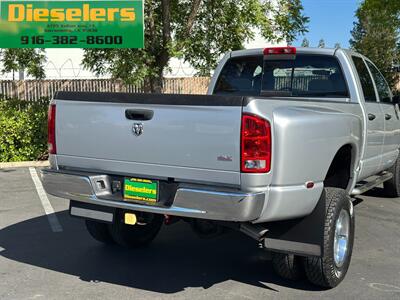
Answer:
[{"left": 0, "top": 167, "right": 400, "bottom": 300}]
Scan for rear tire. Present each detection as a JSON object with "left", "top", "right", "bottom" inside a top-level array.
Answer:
[
  {"left": 271, "top": 252, "right": 305, "bottom": 281},
  {"left": 303, "top": 188, "right": 355, "bottom": 288},
  {"left": 384, "top": 155, "right": 400, "bottom": 197},
  {"left": 109, "top": 210, "right": 164, "bottom": 248},
  {"left": 85, "top": 220, "right": 115, "bottom": 245}
]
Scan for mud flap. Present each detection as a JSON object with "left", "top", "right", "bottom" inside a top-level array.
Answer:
[{"left": 263, "top": 190, "right": 326, "bottom": 257}]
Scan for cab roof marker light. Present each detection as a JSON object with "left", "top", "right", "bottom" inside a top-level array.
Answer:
[{"left": 263, "top": 47, "right": 297, "bottom": 56}]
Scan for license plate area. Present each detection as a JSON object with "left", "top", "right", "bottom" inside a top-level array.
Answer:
[{"left": 123, "top": 177, "right": 159, "bottom": 203}]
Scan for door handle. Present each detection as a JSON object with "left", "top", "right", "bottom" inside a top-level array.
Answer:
[
  {"left": 125, "top": 109, "right": 154, "bottom": 121},
  {"left": 385, "top": 114, "right": 392, "bottom": 120},
  {"left": 368, "top": 113, "right": 376, "bottom": 121}
]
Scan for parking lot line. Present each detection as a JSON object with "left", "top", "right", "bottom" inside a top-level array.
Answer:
[{"left": 29, "top": 167, "right": 63, "bottom": 233}]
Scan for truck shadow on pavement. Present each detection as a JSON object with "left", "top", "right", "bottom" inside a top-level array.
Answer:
[
  {"left": 0, "top": 211, "right": 323, "bottom": 294},
  {"left": 0, "top": 169, "right": 16, "bottom": 173}
]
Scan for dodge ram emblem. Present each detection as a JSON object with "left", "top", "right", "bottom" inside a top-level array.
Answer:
[{"left": 132, "top": 123, "right": 144, "bottom": 136}]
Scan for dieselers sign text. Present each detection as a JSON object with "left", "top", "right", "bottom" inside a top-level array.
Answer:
[{"left": 0, "top": 0, "right": 144, "bottom": 48}]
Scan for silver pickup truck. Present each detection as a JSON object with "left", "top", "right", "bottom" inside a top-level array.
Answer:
[{"left": 41, "top": 47, "right": 400, "bottom": 288}]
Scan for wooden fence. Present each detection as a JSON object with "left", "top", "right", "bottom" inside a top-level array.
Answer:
[{"left": 0, "top": 77, "right": 211, "bottom": 101}]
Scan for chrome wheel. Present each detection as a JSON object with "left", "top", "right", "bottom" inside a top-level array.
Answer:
[{"left": 333, "top": 209, "right": 350, "bottom": 268}]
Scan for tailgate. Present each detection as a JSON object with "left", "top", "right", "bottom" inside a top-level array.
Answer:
[{"left": 54, "top": 93, "right": 244, "bottom": 186}]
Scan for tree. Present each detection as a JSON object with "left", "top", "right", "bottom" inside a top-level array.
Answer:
[
  {"left": 301, "top": 37, "right": 310, "bottom": 47},
  {"left": 83, "top": 0, "right": 309, "bottom": 93},
  {"left": 350, "top": 0, "right": 400, "bottom": 89},
  {"left": 362, "top": 0, "right": 400, "bottom": 17},
  {"left": 0, "top": 49, "right": 46, "bottom": 79},
  {"left": 334, "top": 42, "right": 341, "bottom": 49},
  {"left": 318, "top": 39, "right": 325, "bottom": 48}
]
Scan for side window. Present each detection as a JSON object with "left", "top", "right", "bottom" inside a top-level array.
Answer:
[
  {"left": 352, "top": 56, "right": 377, "bottom": 102},
  {"left": 366, "top": 61, "right": 392, "bottom": 103},
  {"left": 214, "top": 56, "right": 263, "bottom": 96}
]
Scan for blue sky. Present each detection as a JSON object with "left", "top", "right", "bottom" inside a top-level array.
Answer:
[{"left": 294, "top": 0, "right": 361, "bottom": 48}]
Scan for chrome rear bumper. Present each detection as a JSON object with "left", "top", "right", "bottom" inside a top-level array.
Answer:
[{"left": 40, "top": 168, "right": 265, "bottom": 222}]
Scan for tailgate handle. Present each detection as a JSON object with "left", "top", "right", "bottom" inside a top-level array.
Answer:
[{"left": 125, "top": 109, "right": 154, "bottom": 121}]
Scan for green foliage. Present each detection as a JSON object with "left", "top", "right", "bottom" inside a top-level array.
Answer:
[
  {"left": 317, "top": 39, "right": 325, "bottom": 48},
  {"left": 350, "top": 0, "right": 400, "bottom": 89},
  {"left": 0, "top": 49, "right": 47, "bottom": 79},
  {"left": 301, "top": 37, "right": 310, "bottom": 47},
  {"left": 0, "top": 99, "right": 48, "bottom": 162},
  {"left": 83, "top": 0, "right": 308, "bottom": 92},
  {"left": 362, "top": 0, "right": 400, "bottom": 23}
]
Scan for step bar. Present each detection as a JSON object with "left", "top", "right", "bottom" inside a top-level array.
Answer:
[{"left": 351, "top": 172, "right": 393, "bottom": 196}]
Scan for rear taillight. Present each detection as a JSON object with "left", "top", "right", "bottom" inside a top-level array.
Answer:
[
  {"left": 48, "top": 104, "right": 56, "bottom": 155},
  {"left": 241, "top": 113, "right": 271, "bottom": 173}
]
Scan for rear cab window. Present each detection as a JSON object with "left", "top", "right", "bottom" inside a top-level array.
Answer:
[
  {"left": 214, "top": 54, "right": 349, "bottom": 98},
  {"left": 214, "top": 56, "right": 263, "bottom": 96}
]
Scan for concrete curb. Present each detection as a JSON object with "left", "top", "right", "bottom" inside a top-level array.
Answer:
[{"left": 0, "top": 161, "right": 49, "bottom": 169}]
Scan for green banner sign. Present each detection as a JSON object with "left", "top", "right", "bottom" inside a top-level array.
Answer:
[{"left": 0, "top": 0, "right": 144, "bottom": 48}]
